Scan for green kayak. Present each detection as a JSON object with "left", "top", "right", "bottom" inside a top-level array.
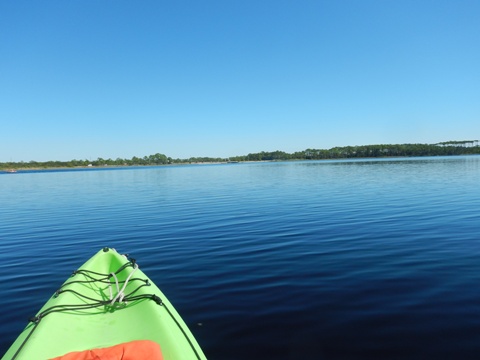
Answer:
[{"left": 2, "top": 248, "right": 207, "bottom": 360}]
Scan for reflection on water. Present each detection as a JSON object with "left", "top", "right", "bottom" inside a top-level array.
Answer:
[{"left": 1, "top": 156, "right": 480, "bottom": 359}]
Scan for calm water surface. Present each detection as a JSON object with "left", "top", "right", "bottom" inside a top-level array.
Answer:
[{"left": 1, "top": 156, "right": 480, "bottom": 359}]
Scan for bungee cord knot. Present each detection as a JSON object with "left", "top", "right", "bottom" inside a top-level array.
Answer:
[{"left": 109, "top": 262, "right": 139, "bottom": 306}]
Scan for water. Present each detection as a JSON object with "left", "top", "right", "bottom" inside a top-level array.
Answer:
[{"left": 1, "top": 156, "right": 480, "bottom": 359}]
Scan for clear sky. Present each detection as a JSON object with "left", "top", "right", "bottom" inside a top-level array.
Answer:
[{"left": 1, "top": 1, "right": 479, "bottom": 162}]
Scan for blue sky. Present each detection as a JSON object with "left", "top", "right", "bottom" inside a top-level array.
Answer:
[{"left": 1, "top": 1, "right": 479, "bottom": 162}]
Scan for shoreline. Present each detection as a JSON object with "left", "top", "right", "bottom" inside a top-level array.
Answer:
[
  {"left": 1, "top": 161, "right": 243, "bottom": 172},
  {"left": 2, "top": 154, "right": 479, "bottom": 172}
]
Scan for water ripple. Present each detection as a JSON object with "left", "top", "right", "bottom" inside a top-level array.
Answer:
[{"left": 1, "top": 157, "right": 480, "bottom": 359}]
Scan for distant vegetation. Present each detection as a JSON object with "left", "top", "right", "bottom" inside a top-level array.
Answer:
[{"left": 1, "top": 140, "right": 479, "bottom": 170}]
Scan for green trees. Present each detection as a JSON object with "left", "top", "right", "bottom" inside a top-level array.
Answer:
[
  {"left": 235, "top": 142, "right": 480, "bottom": 161},
  {"left": 1, "top": 141, "right": 480, "bottom": 170},
  {"left": 148, "top": 153, "right": 168, "bottom": 165}
]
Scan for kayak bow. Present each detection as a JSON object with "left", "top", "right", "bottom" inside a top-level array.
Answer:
[{"left": 2, "top": 248, "right": 206, "bottom": 360}]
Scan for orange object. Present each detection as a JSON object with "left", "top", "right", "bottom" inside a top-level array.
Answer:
[{"left": 49, "top": 340, "right": 163, "bottom": 360}]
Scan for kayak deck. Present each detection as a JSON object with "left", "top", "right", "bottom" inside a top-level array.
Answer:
[{"left": 2, "top": 248, "right": 206, "bottom": 360}]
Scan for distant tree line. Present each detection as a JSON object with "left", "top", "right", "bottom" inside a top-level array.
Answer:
[
  {"left": 1, "top": 141, "right": 479, "bottom": 170},
  {"left": 228, "top": 141, "right": 480, "bottom": 161}
]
